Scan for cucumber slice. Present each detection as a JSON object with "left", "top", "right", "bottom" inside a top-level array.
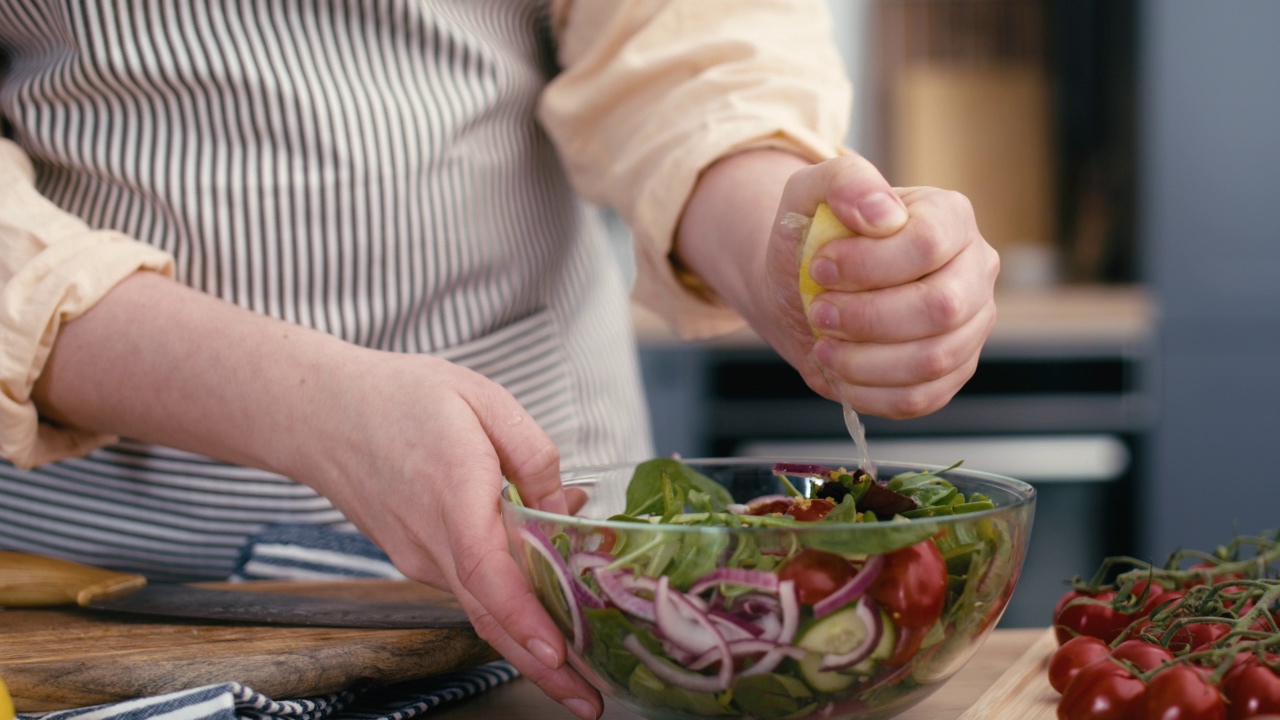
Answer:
[
  {"left": 798, "top": 651, "right": 856, "bottom": 693},
  {"left": 798, "top": 605, "right": 873, "bottom": 655},
  {"left": 796, "top": 604, "right": 878, "bottom": 692},
  {"left": 848, "top": 609, "right": 896, "bottom": 675}
]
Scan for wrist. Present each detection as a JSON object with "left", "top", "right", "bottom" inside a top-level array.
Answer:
[{"left": 674, "top": 148, "right": 811, "bottom": 326}]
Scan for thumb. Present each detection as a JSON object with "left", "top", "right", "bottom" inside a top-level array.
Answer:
[{"left": 784, "top": 154, "right": 909, "bottom": 239}]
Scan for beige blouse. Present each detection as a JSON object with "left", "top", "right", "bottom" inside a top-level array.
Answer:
[{"left": 0, "top": 0, "right": 851, "bottom": 469}]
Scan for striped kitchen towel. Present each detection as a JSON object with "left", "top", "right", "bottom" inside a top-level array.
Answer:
[{"left": 16, "top": 525, "right": 519, "bottom": 720}]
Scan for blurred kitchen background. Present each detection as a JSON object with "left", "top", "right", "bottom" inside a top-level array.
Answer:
[{"left": 624, "top": 0, "right": 1280, "bottom": 627}]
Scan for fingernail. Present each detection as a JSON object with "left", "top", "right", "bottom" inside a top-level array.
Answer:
[
  {"left": 527, "top": 638, "right": 561, "bottom": 669},
  {"left": 809, "top": 258, "right": 839, "bottom": 287},
  {"left": 856, "top": 192, "right": 908, "bottom": 233},
  {"left": 564, "top": 698, "right": 598, "bottom": 720},
  {"left": 813, "top": 339, "right": 836, "bottom": 368},
  {"left": 539, "top": 489, "right": 569, "bottom": 516},
  {"left": 808, "top": 301, "right": 839, "bottom": 332}
]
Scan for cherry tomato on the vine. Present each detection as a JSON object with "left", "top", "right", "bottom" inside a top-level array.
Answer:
[
  {"left": 777, "top": 547, "right": 857, "bottom": 605},
  {"left": 1049, "top": 636, "right": 1112, "bottom": 693},
  {"left": 1111, "top": 639, "right": 1175, "bottom": 673},
  {"left": 1143, "top": 663, "right": 1226, "bottom": 720},
  {"left": 868, "top": 540, "right": 948, "bottom": 628},
  {"left": 1223, "top": 661, "right": 1280, "bottom": 720},
  {"left": 1054, "top": 589, "right": 1132, "bottom": 645},
  {"left": 1058, "top": 660, "right": 1146, "bottom": 720}
]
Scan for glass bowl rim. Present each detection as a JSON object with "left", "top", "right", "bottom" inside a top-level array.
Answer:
[{"left": 502, "top": 455, "right": 1037, "bottom": 534}]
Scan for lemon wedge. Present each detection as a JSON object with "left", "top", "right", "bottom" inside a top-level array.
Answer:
[
  {"left": 1, "top": 674, "right": 15, "bottom": 720},
  {"left": 798, "top": 202, "right": 853, "bottom": 316}
]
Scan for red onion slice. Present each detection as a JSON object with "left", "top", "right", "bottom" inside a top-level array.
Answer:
[
  {"left": 568, "top": 551, "right": 614, "bottom": 576},
  {"left": 772, "top": 462, "right": 838, "bottom": 477},
  {"left": 776, "top": 579, "right": 800, "bottom": 645},
  {"left": 655, "top": 576, "right": 735, "bottom": 689},
  {"left": 688, "top": 567, "right": 780, "bottom": 597},
  {"left": 707, "top": 609, "right": 764, "bottom": 642},
  {"left": 738, "top": 643, "right": 809, "bottom": 678},
  {"left": 622, "top": 634, "right": 728, "bottom": 694},
  {"left": 689, "top": 639, "right": 807, "bottom": 672},
  {"left": 594, "top": 567, "right": 656, "bottom": 623},
  {"left": 520, "top": 526, "right": 596, "bottom": 653},
  {"left": 813, "top": 553, "right": 885, "bottom": 619}
]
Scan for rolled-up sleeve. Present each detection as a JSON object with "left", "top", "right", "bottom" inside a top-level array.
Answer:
[
  {"left": 0, "top": 138, "right": 174, "bottom": 469},
  {"left": 540, "top": 0, "right": 853, "bottom": 339}
]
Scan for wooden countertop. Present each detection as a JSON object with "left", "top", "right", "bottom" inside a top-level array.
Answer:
[
  {"left": 634, "top": 285, "right": 1155, "bottom": 351},
  {"left": 431, "top": 627, "right": 1049, "bottom": 720}
]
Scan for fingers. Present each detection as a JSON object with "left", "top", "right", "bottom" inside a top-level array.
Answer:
[
  {"left": 807, "top": 223, "right": 999, "bottom": 344},
  {"left": 815, "top": 299, "right": 996, "bottom": 386},
  {"left": 447, "top": 536, "right": 603, "bottom": 719},
  {"left": 807, "top": 186, "right": 982, "bottom": 294},
  {"left": 444, "top": 382, "right": 600, "bottom": 719},
  {"left": 468, "top": 382, "right": 567, "bottom": 516}
]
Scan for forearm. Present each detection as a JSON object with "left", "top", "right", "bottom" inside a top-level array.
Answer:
[
  {"left": 674, "top": 148, "right": 811, "bottom": 340},
  {"left": 31, "top": 271, "right": 354, "bottom": 478}
]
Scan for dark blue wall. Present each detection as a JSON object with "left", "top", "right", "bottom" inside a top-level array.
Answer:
[{"left": 1140, "top": 0, "right": 1280, "bottom": 555}]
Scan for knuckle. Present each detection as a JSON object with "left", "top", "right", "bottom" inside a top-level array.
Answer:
[
  {"left": 512, "top": 439, "right": 560, "bottom": 481},
  {"left": 916, "top": 345, "right": 955, "bottom": 383},
  {"left": 910, "top": 215, "right": 950, "bottom": 266},
  {"left": 885, "top": 390, "right": 935, "bottom": 420},
  {"left": 924, "top": 283, "right": 965, "bottom": 329},
  {"left": 840, "top": 297, "right": 880, "bottom": 339},
  {"left": 454, "top": 545, "right": 506, "bottom": 591},
  {"left": 467, "top": 607, "right": 507, "bottom": 646}
]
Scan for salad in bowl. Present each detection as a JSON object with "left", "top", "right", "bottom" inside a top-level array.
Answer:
[{"left": 501, "top": 458, "right": 1035, "bottom": 720}]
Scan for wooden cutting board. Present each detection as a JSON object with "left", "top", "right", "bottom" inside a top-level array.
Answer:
[
  {"left": 957, "top": 627, "right": 1059, "bottom": 719},
  {"left": 0, "top": 579, "right": 499, "bottom": 712}
]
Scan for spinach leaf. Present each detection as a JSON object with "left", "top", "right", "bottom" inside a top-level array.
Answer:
[
  {"left": 803, "top": 519, "right": 940, "bottom": 556},
  {"left": 729, "top": 673, "right": 815, "bottom": 719},
  {"left": 625, "top": 458, "right": 734, "bottom": 517}
]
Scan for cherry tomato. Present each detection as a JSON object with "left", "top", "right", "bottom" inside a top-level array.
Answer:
[
  {"left": 778, "top": 548, "right": 857, "bottom": 605},
  {"left": 1054, "top": 589, "right": 1131, "bottom": 645},
  {"left": 1146, "top": 590, "right": 1187, "bottom": 616},
  {"left": 1181, "top": 562, "right": 1244, "bottom": 589},
  {"left": 1143, "top": 664, "right": 1226, "bottom": 720},
  {"left": 1058, "top": 661, "right": 1146, "bottom": 720},
  {"left": 1223, "top": 663, "right": 1280, "bottom": 720},
  {"left": 786, "top": 497, "right": 837, "bottom": 521},
  {"left": 868, "top": 540, "right": 948, "bottom": 628},
  {"left": 1050, "top": 636, "right": 1112, "bottom": 693},
  {"left": 746, "top": 497, "right": 795, "bottom": 516},
  {"left": 1182, "top": 621, "right": 1231, "bottom": 653},
  {"left": 1110, "top": 639, "right": 1174, "bottom": 672}
]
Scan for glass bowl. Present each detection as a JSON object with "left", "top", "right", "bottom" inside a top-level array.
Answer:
[{"left": 501, "top": 458, "right": 1036, "bottom": 720}]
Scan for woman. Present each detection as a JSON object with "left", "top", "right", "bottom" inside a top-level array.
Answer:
[{"left": 0, "top": 1, "right": 997, "bottom": 717}]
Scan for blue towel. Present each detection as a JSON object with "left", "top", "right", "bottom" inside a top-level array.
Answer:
[{"left": 17, "top": 525, "right": 519, "bottom": 720}]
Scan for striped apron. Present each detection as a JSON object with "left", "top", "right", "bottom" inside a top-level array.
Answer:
[{"left": 0, "top": 0, "right": 653, "bottom": 581}]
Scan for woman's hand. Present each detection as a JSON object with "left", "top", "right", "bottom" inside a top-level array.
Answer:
[
  {"left": 33, "top": 273, "right": 603, "bottom": 720},
  {"left": 677, "top": 149, "right": 1000, "bottom": 419},
  {"left": 295, "top": 351, "right": 603, "bottom": 720}
]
